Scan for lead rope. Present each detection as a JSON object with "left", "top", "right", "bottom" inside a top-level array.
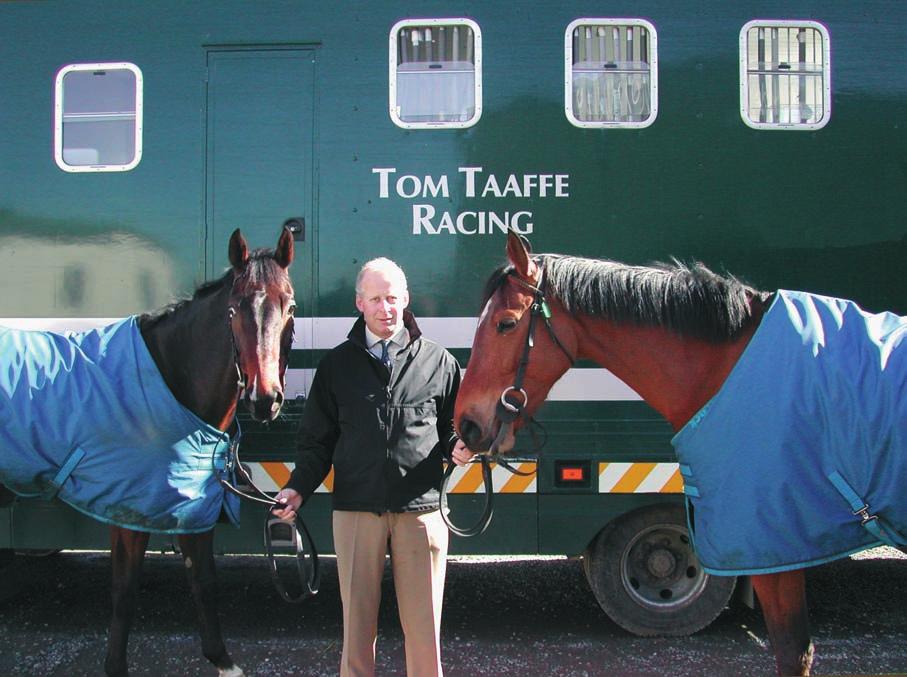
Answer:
[{"left": 218, "top": 305, "right": 319, "bottom": 602}]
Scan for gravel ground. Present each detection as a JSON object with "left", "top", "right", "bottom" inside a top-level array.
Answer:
[{"left": 0, "top": 547, "right": 905, "bottom": 676}]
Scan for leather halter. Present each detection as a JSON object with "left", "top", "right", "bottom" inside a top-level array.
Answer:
[{"left": 440, "top": 264, "right": 575, "bottom": 538}]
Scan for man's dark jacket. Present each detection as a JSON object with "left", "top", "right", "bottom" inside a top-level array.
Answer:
[{"left": 285, "top": 311, "right": 461, "bottom": 512}]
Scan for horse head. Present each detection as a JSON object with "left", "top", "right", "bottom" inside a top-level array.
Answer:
[
  {"left": 227, "top": 227, "right": 295, "bottom": 422},
  {"left": 455, "top": 231, "right": 577, "bottom": 454}
]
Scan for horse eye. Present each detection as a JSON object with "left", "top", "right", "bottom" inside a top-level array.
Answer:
[{"left": 496, "top": 318, "right": 518, "bottom": 334}]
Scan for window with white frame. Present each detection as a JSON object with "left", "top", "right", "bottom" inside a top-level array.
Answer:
[
  {"left": 54, "top": 62, "right": 143, "bottom": 171},
  {"left": 740, "top": 21, "right": 831, "bottom": 129},
  {"left": 389, "top": 18, "right": 482, "bottom": 129},
  {"left": 565, "top": 18, "right": 658, "bottom": 128}
]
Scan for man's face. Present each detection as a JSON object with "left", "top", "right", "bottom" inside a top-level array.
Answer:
[{"left": 355, "top": 269, "right": 409, "bottom": 339}]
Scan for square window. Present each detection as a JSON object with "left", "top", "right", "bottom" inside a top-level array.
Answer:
[
  {"left": 54, "top": 62, "right": 143, "bottom": 172},
  {"left": 389, "top": 19, "right": 482, "bottom": 129},
  {"left": 740, "top": 21, "right": 831, "bottom": 129},
  {"left": 565, "top": 19, "right": 658, "bottom": 128}
]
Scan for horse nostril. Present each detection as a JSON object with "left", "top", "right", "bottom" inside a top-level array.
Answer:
[
  {"left": 271, "top": 391, "right": 284, "bottom": 414},
  {"left": 459, "top": 418, "right": 483, "bottom": 450}
]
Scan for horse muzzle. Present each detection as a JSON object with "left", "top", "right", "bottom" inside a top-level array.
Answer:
[
  {"left": 243, "top": 387, "right": 285, "bottom": 422},
  {"left": 457, "top": 416, "right": 492, "bottom": 452},
  {"left": 457, "top": 415, "right": 517, "bottom": 455}
]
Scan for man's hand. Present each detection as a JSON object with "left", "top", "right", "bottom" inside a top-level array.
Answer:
[
  {"left": 271, "top": 488, "right": 303, "bottom": 523},
  {"left": 451, "top": 439, "right": 477, "bottom": 466}
]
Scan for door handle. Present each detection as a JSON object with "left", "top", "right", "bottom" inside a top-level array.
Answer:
[{"left": 283, "top": 217, "right": 305, "bottom": 242}]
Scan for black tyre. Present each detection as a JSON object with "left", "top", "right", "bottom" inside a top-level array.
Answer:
[{"left": 583, "top": 503, "right": 735, "bottom": 637}]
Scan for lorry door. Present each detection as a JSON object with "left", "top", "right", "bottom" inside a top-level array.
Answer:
[{"left": 205, "top": 47, "right": 315, "bottom": 399}]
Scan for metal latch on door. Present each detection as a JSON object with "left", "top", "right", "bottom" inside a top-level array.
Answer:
[{"left": 283, "top": 217, "right": 305, "bottom": 241}]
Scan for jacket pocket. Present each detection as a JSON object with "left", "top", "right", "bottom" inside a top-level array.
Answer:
[{"left": 389, "top": 401, "right": 439, "bottom": 469}]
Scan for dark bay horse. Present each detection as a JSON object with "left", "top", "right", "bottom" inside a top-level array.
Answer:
[
  {"left": 1, "top": 228, "right": 295, "bottom": 676},
  {"left": 455, "top": 231, "right": 907, "bottom": 676},
  {"left": 108, "top": 227, "right": 295, "bottom": 676}
]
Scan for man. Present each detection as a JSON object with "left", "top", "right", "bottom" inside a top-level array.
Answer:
[{"left": 273, "top": 257, "right": 474, "bottom": 677}]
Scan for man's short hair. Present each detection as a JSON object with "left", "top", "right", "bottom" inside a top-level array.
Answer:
[{"left": 355, "top": 258, "right": 408, "bottom": 296}]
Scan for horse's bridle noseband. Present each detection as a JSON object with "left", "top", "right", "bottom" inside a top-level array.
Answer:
[{"left": 441, "top": 264, "right": 576, "bottom": 537}]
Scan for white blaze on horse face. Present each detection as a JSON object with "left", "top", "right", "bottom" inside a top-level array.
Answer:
[
  {"left": 251, "top": 292, "right": 285, "bottom": 397},
  {"left": 231, "top": 289, "right": 286, "bottom": 410}
]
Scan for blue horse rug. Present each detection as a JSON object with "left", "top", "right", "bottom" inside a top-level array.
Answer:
[
  {"left": 0, "top": 317, "right": 239, "bottom": 534},
  {"left": 673, "top": 289, "right": 907, "bottom": 576}
]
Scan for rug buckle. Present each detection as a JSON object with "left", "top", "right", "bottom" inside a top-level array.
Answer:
[{"left": 852, "top": 503, "right": 878, "bottom": 526}]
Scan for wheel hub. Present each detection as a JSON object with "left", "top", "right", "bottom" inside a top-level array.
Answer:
[
  {"left": 647, "top": 547, "right": 677, "bottom": 578},
  {"left": 621, "top": 524, "right": 709, "bottom": 611}
]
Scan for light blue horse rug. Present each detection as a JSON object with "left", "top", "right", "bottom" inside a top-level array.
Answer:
[
  {"left": 0, "top": 317, "right": 239, "bottom": 534},
  {"left": 673, "top": 289, "right": 907, "bottom": 575}
]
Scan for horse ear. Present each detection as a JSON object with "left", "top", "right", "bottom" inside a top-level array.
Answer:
[
  {"left": 229, "top": 229, "right": 249, "bottom": 271},
  {"left": 274, "top": 226, "right": 295, "bottom": 268},
  {"left": 506, "top": 230, "right": 539, "bottom": 282}
]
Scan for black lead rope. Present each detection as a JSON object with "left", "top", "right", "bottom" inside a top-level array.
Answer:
[
  {"left": 440, "top": 456, "right": 495, "bottom": 537},
  {"left": 263, "top": 508, "right": 321, "bottom": 604},
  {"left": 218, "top": 419, "right": 320, "bottom": 603},
  {"left": 220, "top": 307, "right": 320, "bottom": 602}
]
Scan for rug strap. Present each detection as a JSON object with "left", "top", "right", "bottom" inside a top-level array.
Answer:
[
  {"left": 678, "top": 464, "right": 700, "bottom": 497},
  {"left": 828, "top": 470, "right": 906, "bottom": 548},
  {"left": 43, "top": 447, "right": 86, "bottom": 500}
]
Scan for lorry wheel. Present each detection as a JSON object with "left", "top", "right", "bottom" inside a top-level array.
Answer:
[{"left": 583, "top": 503, "right": 735, "bottom": 636}]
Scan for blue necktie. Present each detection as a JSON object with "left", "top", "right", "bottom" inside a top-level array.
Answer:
[{"left": 379, "top": 340, "right": 392, "bottom": 370}]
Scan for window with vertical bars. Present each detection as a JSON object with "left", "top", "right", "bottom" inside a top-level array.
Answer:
[
  {"left": 739, "top": 21, "right": 831, "bottom": 129},
  {"left": 54, "top": 62, "right": 143, "bottom": 172},
  {"left": 565, "top": 19, "right": 658, "bottom": 128},
  {"left": 389, "top": 18, "right": 482, "bottom": 129}
]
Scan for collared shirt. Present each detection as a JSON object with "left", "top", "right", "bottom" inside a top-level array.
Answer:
[{"left": 364, "top": 326, "right": 409, "bottom": 362}]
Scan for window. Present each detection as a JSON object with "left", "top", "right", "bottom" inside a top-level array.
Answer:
[
  {"left": 740, "top": 21, "right": 831, "bottom": 130},
  {"left": 389, "top": 18, "right": 482, "bottom": 129},
  {"left": 565, "top": 18, "right": 658, "bottom": 128},
  {"left": 54, "top": 62, "right": 143, "bottom": 171}
]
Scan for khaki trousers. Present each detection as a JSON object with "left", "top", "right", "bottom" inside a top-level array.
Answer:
[{"left": 333, "top": 509, "right": 449, "bottom": 677}]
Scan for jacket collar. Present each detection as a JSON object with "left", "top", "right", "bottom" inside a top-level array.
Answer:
[{"left": 348, "top": 309, "right": 422, "bottom": 350}]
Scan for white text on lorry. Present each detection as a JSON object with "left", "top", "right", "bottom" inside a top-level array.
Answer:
[{"left": 372, "top": 166, "right": 570, "bottom": 235}]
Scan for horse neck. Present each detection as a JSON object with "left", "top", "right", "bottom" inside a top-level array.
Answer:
[
  {"left": 571, "top": 313, "right": 759, "bottom": 431},
  {"left": 139, "top": 281, "right": 238, "bottom": 431}
]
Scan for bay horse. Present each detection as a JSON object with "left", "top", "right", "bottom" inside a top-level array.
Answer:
[
  {"left": 454, "top": 231, "right": 907, "bottom": 676},
  {"left": 0, "top": 227, "right": 295, "bottom": 676}
]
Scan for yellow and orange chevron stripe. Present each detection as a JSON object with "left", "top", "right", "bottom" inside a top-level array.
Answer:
[{"left": 245, "top": 461, "right": 683, "bottom": 495}]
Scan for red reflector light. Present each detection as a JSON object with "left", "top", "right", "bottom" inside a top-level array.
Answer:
[{"left": 560, "top": 467, "right": 585, "bottom": 482}]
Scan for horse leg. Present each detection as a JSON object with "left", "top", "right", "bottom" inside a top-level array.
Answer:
[
  {"left": 177, "top": 530, "right": 243, "bottom": 677},
  {"left": 752, "top": 570, "right": 815, "bottom": 676},
  {"left": 105, "top": 526, "right": 150, "bottom": 677}
]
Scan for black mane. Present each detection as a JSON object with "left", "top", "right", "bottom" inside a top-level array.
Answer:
[
  {"left": 484, "top": 254, "right": 770, "bottom": 342},
  {"left": 141, "top": 248, "right": 286, "bottom": 327}
]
